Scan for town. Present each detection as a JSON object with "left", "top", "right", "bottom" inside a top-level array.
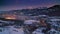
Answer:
[{"left": 0, "top": 5, "right": 60, "bottom": 34}]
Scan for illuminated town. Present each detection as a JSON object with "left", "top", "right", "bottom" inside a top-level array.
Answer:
[
  {"left": 0, "top": 5, "right": 60, "bottom": 34},
  {"left": 0, "top": 0, "right": 60, "bottom": 34}
]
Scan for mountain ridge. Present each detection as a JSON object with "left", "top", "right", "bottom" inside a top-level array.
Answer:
[{"left": 0, "top": 5, "right": 60, "bottom": 16}]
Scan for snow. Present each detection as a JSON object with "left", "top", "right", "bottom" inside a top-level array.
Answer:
[
  {"left": 32, "top": 27, "right": 46, "bottom": 34},
  {"left": 24, "top": 20, "right": 39, "bottom": 25},
  {"left": 47, "top": 28, "right": 60, "bottom": 34},
  {"left": 0, "top": 26, "right": 24, "bottom": 34}
]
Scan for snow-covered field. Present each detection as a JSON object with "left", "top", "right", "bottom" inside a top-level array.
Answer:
[{"left": 0, "top": 26, "right": 24, "bottom": 34}]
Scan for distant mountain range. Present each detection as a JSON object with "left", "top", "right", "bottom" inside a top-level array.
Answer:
[{"left": 0, "top": 5, "right": 60, "bottom": 16}]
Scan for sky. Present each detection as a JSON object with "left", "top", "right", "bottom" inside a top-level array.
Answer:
[{"left": 0, "top": 0, "right": 60, "bottom": 11}]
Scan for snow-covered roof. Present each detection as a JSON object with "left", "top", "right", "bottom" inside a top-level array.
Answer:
[{"left": 24, "top": 20, "right": 39, "bottom": 24}]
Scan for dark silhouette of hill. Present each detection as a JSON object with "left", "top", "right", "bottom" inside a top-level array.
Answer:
[
  {"left": 48, "top": 5, "right": 60, "bottom": 9},
  {"left": 47, "top": 5, "right": 60, "bottom": 16}
]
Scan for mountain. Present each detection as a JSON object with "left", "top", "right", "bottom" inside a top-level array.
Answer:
[
  {"left": 0, "top": 8, "right": 48, "bottom": 16},
  {"left": 48, "top": 5, "right": 60, "bottom": 9},
  {"left": 0, "top": 5, "right": 60, "bottom": 16},
  {"left": 47, "top": 5, "right": 60, "bottom": 16}
]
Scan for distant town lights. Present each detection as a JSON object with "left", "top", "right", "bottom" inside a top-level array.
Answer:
[{"left": 5, "top": 16, "right": 16, "bottom": 20}]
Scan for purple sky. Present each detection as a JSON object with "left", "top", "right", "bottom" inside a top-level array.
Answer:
[{"left": 0, "top": 0, "right": 60, "bottom": 11}]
